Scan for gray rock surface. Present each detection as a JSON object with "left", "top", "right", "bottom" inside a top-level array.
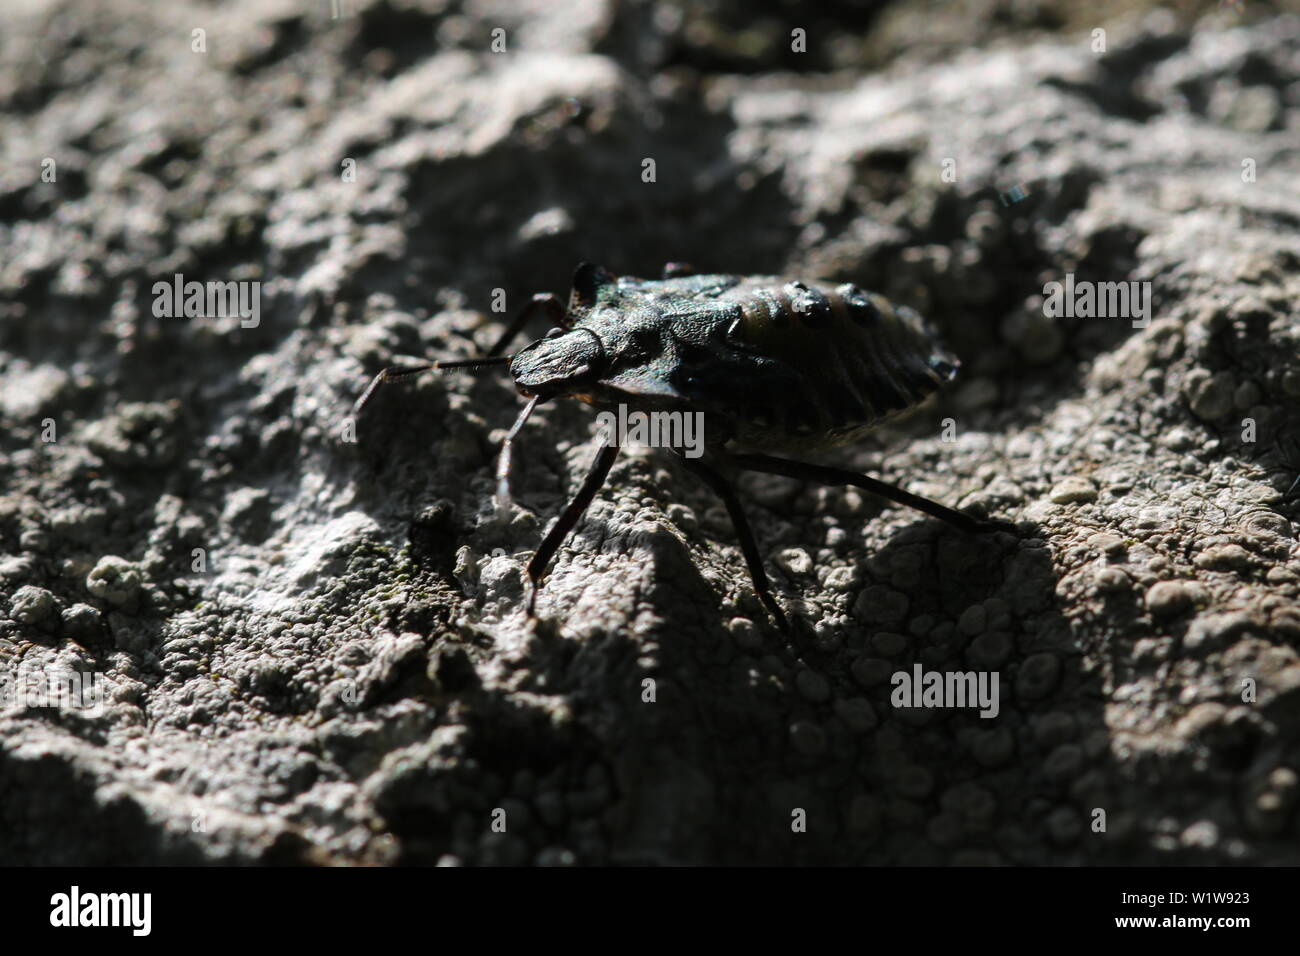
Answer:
[{"left": 1, "top": 0, "right": 1298, "bottom": 864}]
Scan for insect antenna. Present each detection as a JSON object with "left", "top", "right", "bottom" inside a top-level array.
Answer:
[
  {"left": 437, "top": 356, "right": 515, "bottom": 369},
  {"left": 351, "top": 355, "right": 513, "bottom": 416}
]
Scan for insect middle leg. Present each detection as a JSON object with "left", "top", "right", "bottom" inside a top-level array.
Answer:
[
  {"left": 526, "top": 443, "right": 620, "bottom": 615},
  {"left": 674, "top": 452, "right": 790, "bottom": 633},
  {"left": 728, "top": 452, "right": 998, "bottom": 534}
]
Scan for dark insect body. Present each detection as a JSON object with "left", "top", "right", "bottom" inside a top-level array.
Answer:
[{"left": 354, "top": 263, "right": 1001, "bottom": 634}]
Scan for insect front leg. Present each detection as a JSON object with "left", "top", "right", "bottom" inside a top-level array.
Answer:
[
  {"left": 674, "top": 452, "right": 790, "bottom": 634},
  {"left": 728, "top": 452, "right": 1009, "bottom": 534},
  {"left": 525, "top": 442, "right": 620, "bottom": 617},
  {"left": 494, "top": 396, "right": 540, "bottom": 510}
]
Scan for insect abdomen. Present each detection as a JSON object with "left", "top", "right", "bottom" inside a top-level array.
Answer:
[{"left": 724, "top": 279, "right": 958, "bottom": 449}]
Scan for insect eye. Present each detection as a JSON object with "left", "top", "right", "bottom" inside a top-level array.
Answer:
[
  {"left": 544, "top": 327, "right": 565, "bottom": 339},
  {"left": 620, "top": 328, "right": 659, "bottom": 362}
]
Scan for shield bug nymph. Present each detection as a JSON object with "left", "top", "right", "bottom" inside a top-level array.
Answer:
[{"left": 354, "top": 263, "right": 1005, "bottom": 633}]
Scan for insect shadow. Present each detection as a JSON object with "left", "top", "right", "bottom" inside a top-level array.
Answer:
[{"left": 362, "top": 510, "right": 1093, "bottom": 866}]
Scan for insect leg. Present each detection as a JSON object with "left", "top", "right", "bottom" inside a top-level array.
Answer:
[
  {"left": 486, "top": 292, "right": 566, "bottom": 357},
  {"left": 729, "top": 453, "right": 1001, "bottom": 534},
  {"left": 525, "top": 442, "right": 620, "bottom": 615},
  {"left": 675, "top": 453, "right": 790, "bottom": 634},
  {"left": 495, "top": 396, "right": 540, "bottom": 510}
]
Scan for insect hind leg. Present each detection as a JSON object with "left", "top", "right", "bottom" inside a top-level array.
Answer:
[{"left": 729, "top": 452, "right": 1009, "bottom": 535}]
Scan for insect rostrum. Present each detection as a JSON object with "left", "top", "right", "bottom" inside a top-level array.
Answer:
[{"left": 355, "top": 263, "right": 1005, "bottom": 634}]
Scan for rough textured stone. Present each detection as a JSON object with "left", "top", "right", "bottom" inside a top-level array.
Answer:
[{"left": 1, "top": 0, "right": 1299, "bottom": 865}]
